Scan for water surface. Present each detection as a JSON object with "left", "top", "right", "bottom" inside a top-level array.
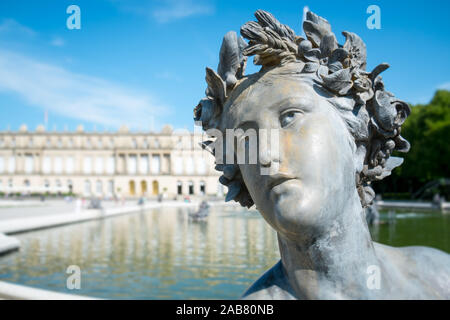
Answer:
[{"left": 0, "top": 206, "right": 448, "bottom": 299}]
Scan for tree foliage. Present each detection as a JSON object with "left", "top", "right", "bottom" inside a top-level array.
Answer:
[{"left": 374, "top": 90, "right": 450, "bottom": 198}]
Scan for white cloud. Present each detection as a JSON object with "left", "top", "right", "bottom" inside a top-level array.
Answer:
[
  {"left": 109, "top": 0, "right": 213, "bottom": 23},
  {"left": 50, "top": 37, "right": 65, "bottom": 47},
  {"left": 155, "top": 71, "right": 182, "bottom": 82},
  {"left": 0, "top": 50, "right": 170, "bottom": 130},
  {"left": 152, "top": 0, "right": 214, "bottom": 23},
  {"left": 0, "top": 19, "right": 36, "bottom": 36}
]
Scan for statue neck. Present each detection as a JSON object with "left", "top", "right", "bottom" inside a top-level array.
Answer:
[{"left": 277, "top": 191, "right": 380, "bottom": 299}]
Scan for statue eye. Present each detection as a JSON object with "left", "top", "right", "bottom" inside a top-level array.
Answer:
[{"left": 280, "top": 110, "right": 301, "bottom": 127}]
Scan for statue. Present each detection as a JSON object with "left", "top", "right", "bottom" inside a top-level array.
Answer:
[{"left": 194, "top": 9, "right": 450, "bottom": 299}]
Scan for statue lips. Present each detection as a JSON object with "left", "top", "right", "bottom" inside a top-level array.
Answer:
[{"left": 266, "top": 173, "right": 297, "bottom": 192}]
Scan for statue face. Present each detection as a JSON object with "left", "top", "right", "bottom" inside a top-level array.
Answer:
[{"left": 224, "top": 70, "right": 357, "bottom": 240}]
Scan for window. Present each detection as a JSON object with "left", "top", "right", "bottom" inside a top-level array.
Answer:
[
  {"left": 132, "top": 139, "right": 137, "bottom": 149},
  {"left": 128, "top": 155, "right": 137, "bottom": 174},
  {"left": 43, "top": 157, "right": 51, "bottom": 174},
  {"left": 44, "top": 180, "right": 50, "bottom": 190},
  {"left": 54, "top": 157, "right": 62, "bottom": 174},
  {"left": 86, "top": 139, "right": 92, "bottom": 149},
  {"left": 143, "top": 139, "right": 149, "bottom": 149},
  {"left": 200, "top": 181, "right": 206, "bottom": 195},
  {"left": 108, "top": 180, "right": 114, "bottom": 195},
  {"left": 196, "top": 158, "right": 206, "bottom": 174},
  {"left": 28, "top": 138, "right": 33, "bottom": 148},
  {"left": 66, "top": 157, "right": 74, "bottom": 174},
  {"left": 57, "top": 139, "right": 63, "bottom": 148},
  {"left": 68, "top": 138, "right": 74, "bottom": 148},
  {"left": 151, "top": 155, "right": 160, "bottom": 174},
  {"left": 95, "top": 157, "right": 103, "bottom": 174},
  {"left": 177, "top": 181, "right": 182, "bottom": 195},
  {"left": 67, "top": 180, "right": 73, "bottom": 193},
  {"left": 96, "top": 180, "right": 103, "bottom": 195},
  {"left": 163, "top": 154, "right": 170, "bottom": 174},
  {"left": 83, "top": 157, "right": 92, "bottom": 174},
  {"left": 97, "top": 139, "right": 103, "bottom": 149},
  {"left": 0, "top": 157, "right": 4, "bottom": 173},
  {"left": 8, "top": 156, "right": 15, "bottom": 173},
  {"left": 173, "top": 156, "right": 183, "bottom": 174},
  {"left": 188, "top": 181, "right": 194, "bottom": 195},
  {"left": 139, "top": 155, "right": 149, "bottom": 174},
  {"left": 185, "top": 157, "right": 194, "bottom": 175},
  {"left": 46, "top": 138, "right": 51, "bottom": 148},
  {"left": 25, "top": 155, "right": 34, "bottom": 173},
  {"left": 84, "top": 180, "right": 91, "bottom": 196},
  {"left": 11, "top": 138, "right": 16, "bottom": 148},
  {"left": 107, "top": 157, "right": 115, "bottom": 174}
]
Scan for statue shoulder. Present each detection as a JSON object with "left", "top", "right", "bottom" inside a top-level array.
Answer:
[
  {"left": 374, "top": 242, "right": 450, "bottom": 298},
  {"left": 241, "top": 260, "right": 297, "bottom": 300},
  {"left": 374, "top": 241, "right": 450, "bottom": 270}
]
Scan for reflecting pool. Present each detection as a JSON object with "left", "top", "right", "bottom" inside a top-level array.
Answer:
[
  {"left": 0, "top": 205, "right": 448, "bottom": 299},
  {"left": 0, "top": 205, "right": 280, "bottom": 299}
]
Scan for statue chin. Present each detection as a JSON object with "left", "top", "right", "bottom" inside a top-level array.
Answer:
[{"left": 269, "top": 181, "right": 321, "bottom": 238}]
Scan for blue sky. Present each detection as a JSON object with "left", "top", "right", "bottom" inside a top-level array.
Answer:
[{"left": 0, "top": 0, "right": 449, "bottom": 132}]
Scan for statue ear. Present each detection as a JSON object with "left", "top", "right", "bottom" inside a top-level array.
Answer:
[
  {"left": 205, "top": 67, "right": 226, "bottom": 106},
  {"left": 392, "top": 100, "right": 410, "bottom": 127}
]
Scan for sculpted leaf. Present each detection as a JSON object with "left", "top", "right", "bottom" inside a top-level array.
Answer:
[
  {"left": 254, "top": 10, "right": 296, "bottom": 41},
  {"left": 321, "top": 68, "right": 353, "bottom": 95},
  {"left": 241, "top": 21, "right": 266, "bottom": 42},
  {"left": 303, "top": 11, "right": 334, "bottom": 48},
  {"left": 302, "top": 62, "right": 319, "bottom": 73},
  {"left": 394, "top": 135, "right": 410, "bottom": 153},
  {"left": 375, "top": 156, "right": 404, "bottom": 180},
  {"left": 370, "top": 63, "right": 389, "bottom": 82},
  {"left": 218, "top": 31, "right": 248, "bottom": 88},
  {"left": 205, "top": 67, "right": 226, "bottom": 105},
  {"left": 342, "top": 31, "right": 367, "bottom": 70},
  {"left": 319, "top": 34, "right": 338, "bottom": 58},
  {"left": 373, "top": 90, "right": 398, "bottom": 131},
  {"left": 328, "top": 61, "right": 343, "bottom": 73},
  {"left": 329, "top": 48, "right": 349, "bottom": 64},
  {"left": 303, "top": 48, "right": 321, "bottom": 62}
]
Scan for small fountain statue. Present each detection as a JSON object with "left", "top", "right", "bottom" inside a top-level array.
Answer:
[
  {"left": 189, "top": 200, "right": 210, "bottom": 221},
  {"left": 194, "top": 9, "right": 450, "bottom": 299}
]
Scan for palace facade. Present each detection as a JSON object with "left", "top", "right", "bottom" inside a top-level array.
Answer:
[{"left": 0, "top": 124, "right": 223, "bottom": 198}]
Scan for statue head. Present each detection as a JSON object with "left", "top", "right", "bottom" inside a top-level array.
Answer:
[{"left": 194, "top": 10, "right": 410, "bottom": 239}]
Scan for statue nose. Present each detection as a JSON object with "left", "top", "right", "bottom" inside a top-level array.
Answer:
[{"left": 258, "top": 127, "right": 280, "bottom": 168}]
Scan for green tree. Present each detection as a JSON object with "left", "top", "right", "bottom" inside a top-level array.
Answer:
[{"left": 375, "top": 90, "right": 450, "bottom": 198}]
